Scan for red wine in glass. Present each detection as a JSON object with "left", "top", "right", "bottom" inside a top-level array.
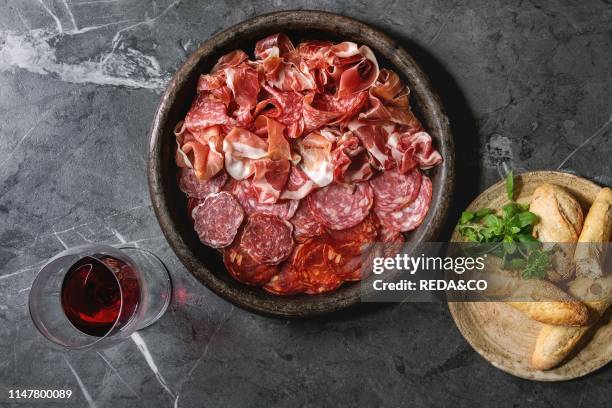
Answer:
[
  {"left": 61, "top": 255, "right": 141, "bottom": 337},
  {"left": 30, "top": 244, "right": 171, "bottom": 349}
]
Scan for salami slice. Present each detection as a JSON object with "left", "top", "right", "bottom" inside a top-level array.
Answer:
[
  {"left": 290, "top": 201, "right": 323, "bottom": 241},
  {"left": 193, "top": 192, "right": 244, "bottom": 248},
  {"left": 240, "top": 213, "right": 295, "bottom": 265},
  {"left": 324, "top": 212, "right": 379, "bottom": 256},
  {"left": 186, "top": 197, "right": 203, "bottom": 228},
  {"left": 293, "top": 239, "right": 342, "bottom": 294},
  {"left": 263, "top": 263, "right": 305, "bottom": 295},
  {"left": 231, "top": 179, "right": 299, "bottom": 219},
  {"left": 307, "top": 182, "right": 373, "bottom": 230},
  {"left": 329, "top": 244, "right": 382, "bottom": 281},
  {"left": 375, "top": 175, "right": 432, "bottom": 232},
  {"left": 380, "top": 227, "right": 405, "bottom": 258},
  {"left": 370, "top": 168, "right": 422, "bottom": 212},
  {"left": 223, "top": 239, "right": 278, "bottom": 285},
  {"left": 179, "top": 168, "right": 228, "bottom": 199}
]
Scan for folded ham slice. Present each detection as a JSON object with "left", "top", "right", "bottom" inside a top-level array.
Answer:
[
  {"left": 222, "top": 127, "right": 267, "bottom": 179},
  {"left": 295, "top": 131, "right": 334, "bottom": 188}
]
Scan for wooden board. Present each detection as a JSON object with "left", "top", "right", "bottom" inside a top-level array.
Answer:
[{"left": 448, "top": 171, "right": 611, "bottom": 381}]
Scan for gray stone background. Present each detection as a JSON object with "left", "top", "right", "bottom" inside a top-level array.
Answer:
[{"left": 0, "top": 0, "right": 610, "bottom": 407}]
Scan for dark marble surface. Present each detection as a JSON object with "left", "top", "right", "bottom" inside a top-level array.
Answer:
[{"left": 0, "top": 0, "right": 610, "bottom": 407}]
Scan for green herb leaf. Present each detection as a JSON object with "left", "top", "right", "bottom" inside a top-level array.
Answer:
[
  {"left": 506, "top": 170, "right": 514, "bottom": 201},
  {"left": 483, "top": 214, "right": 502, "bottom": 229},
  {"left": 518, "top": 211, "right": 539, "bottom": 228},
  {"left": 459, "top": 211, "right": 474, "bottom": 224},
  {"left": 508, "top": 258, "right": 527, "bottom": 269},
  {"left": 475, "top": 208, "right": 494, "bottom": 219},
  {"left": 521, "top": 249, "right": 551, "bottom": 279}
]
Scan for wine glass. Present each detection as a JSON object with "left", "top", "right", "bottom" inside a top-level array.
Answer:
[{"left": 28, "top": 244, "right": 171, "bottom": 349}]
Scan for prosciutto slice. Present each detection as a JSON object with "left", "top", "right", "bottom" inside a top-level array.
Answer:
[
  {"left": 295, "top": 131, "right": 335, "bottom": 188},
  {"left": 222, "top": 127, "right": 267, "bottom": 179},
  {"left": 348, "top": 120, "right": 395, "bottom": 170},
  {"left": 360, "top": 69, "right": 422, "bottom": 127},
  {"left": 388, "top": 130, "right": 443, "bottom": 172},
  {"left": 329, "top": 42, "right": 379, "bottom": 97},
  {"left": 332, "top": 131, "right": 373, "bottom": 183}
]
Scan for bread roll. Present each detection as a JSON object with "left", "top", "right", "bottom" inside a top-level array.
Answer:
[
  {"left": 530, "top": 183, "right": 584, "bottom": 281},
  {"left": 574, "top": 187, "right": 612, "bottom": 278},
  {"left": 531, "top": 276, "right": 612, "bottom": 370},
  {"left": 476, "top": 258, "right": 589, "bottom": 326}
]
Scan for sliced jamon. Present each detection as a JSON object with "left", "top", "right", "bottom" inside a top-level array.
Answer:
[
  {"left": 224, "top": 239, "right": 278, "bottom": 285},
  {"left": 179, "top": 168, "right": 228, "bottom": 199},
  {"left": 292, "top": 239, "right": 342, "bottom": 294},
  {"left": 290, "top": 201, "right": 323, "bottom": 241},
  {"left": 263, "top": 263, "right": 305, "bottom": 295},
  {"left": 375, "top": 175, "right": 432, "bottom": 232},
  {"left": 193, "top": 192, "right": 244, "bottom": 248},
  {"left": 307, "top": 182, "right": 373, "bottom": 230},
  {"left": 231, "top": 179, "right": 298, "bottom": 219},
  {"left": 324, "top": 212, "right": 379, "bottom": 256},
  {"left": 240, "top": 213, "right": 294, "bottom": 265},
  {"left": 370, "top": 168, "right": 422, "bottom": 212},
  {"left": 280, "top": 165, "right": 315, "bottom": 200}
]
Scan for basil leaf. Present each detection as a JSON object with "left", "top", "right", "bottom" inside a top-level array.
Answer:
[
  {"left": 516, "top": 234, "right": 538, "bottom": 243},
  {"left": 506, "top": 170, "right": 514, "bottom": 201},
  {"left": 459, "top": 211, "right": 474, "bottom": 224},
  {"left": 483, "top": 214, "right": 502, "bottom": 229},
  {"left": 518, "top": 211, "right": 539, "bottom": 227},
  {"left": 502, "top": 203, "right": 519, "bottom": 220},
  {"left": 475, "top": 208, "right": 494, "bottom": 219}
]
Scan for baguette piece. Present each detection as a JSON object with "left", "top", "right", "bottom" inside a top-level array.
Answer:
[
  {"left": 477, "top": 258, "right": 589, "bottom": 326},
  {"left": 530, "top": 183, "right": 584, "bottom": 281},
  {"left": 531, "top": 276, "right": 612, "bottom": 370},
  {"left": 574, "top": 187, "right": 612, "bottom": 278}
]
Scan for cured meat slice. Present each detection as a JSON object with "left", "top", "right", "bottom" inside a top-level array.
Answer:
[
  {"left": 290, "top": 201, "right": 323, "bottom": 241},
  {"left": 380, "top": 227, "right": 405, "bottom": 258},
  {"left": 295, "top": 131, "right": 334, "bottom": 187},
  {"left": 175, "top": 124, "right": 225, "bottom": 181},
  {"left": 325, "top": 212, "right": 379, "bottom": 256},
  {"left": 222, "top": 127, "right": 268, "bottom": 180},
  {"left": 280, "top": 165, "right": 315, "bottom": 201},
  {"left": 240, "top": 213, "right": 294, "bottom": 265},
  {"left": 250, "top": 158, "right": 291, "bottom": 204},
  {"left": 224, "top": 239, "right": 278, "bottom": 285},
  {"left": 231, "top": 179, "right": 298, "bottom": 219},
  {"left": 193, "top": 192, "right": 244, "bottom": 248},
  {"left": 224, "top": 64, "right": 260, "bottom": 110},
  {"left": 211, "top": 49, "right": 248, "bottom": 73},
  {"left": 328, "top": 244, "right": 381, "bottom": 281},
  {"left": 308, "top": 182, "right": 373, "bottom": 230},
  {"left": 375, "top": 175, "right": 432, "bottom": 232},
  {"left": 179, "top": 168, "right": 228, "bottom": 199},
  {"left": 332, "top": 132, "right": 373, "bottom": 184},
  {"left": 370, "top": 168, "right": 422, "bottom": 212},
  {"left": 184, "top": 92, "right": 234, "bottom": 132},
  {"left": 348, "top": 120, "right": 395, "bottom": 170},
  {"left": 292, "top": 239, "right": 342, "bottom": 294},
  {"left": 387, "top": 130, "right": 442, "bottom": 172},
  {"left": 263, "top": 263, "right": 305, "bottom": 295}
]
